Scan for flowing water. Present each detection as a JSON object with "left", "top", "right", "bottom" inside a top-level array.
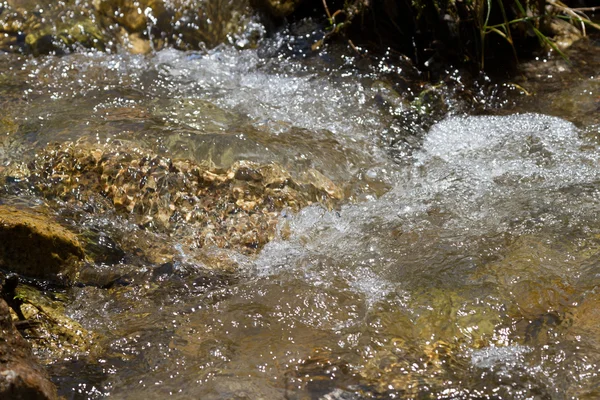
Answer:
[{"left": 1, "top": 15, "right": 600, "bottom": 399}]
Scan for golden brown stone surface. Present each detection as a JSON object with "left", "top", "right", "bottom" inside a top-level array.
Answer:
[
  {"left": 0, "top": 206, "right": 86, "bottom": 283},
  {"left": 23, "top": 141, "right": 342, "bottom": 255}
]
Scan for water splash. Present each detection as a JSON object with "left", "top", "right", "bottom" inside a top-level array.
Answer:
[{"left": 255, "top": 113, "right": 600, "bottom": 298}]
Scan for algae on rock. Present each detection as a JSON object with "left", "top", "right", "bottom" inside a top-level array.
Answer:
[{"left": 12, "top": 284, "right": 101, "bottom": 364}]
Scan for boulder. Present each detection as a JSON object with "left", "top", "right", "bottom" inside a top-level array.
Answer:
[{"left": 0, "top": 206, "right": 85, "bottom": 283}]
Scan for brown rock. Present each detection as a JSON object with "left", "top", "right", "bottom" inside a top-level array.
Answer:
[
  {"left": 95, "top": 0, "right": 258, "bottom": 51},
  {"left": 22, "top": 141, "right": 343, "bottom": 256},
  {"left": 95, "top": 0, "right": 167, "bottom": 33},
  {"left": 251, "top": 0, "right": 304, "bottom": 17},
  {"left": 0, "top": 206, "right": 85, "bottom": 283},
  {"left": 1, "top": 0, "right": 109, "bottom": 54},
  {"left": 0, "top": 298, "right": 58, "bottom": 400},
  {"left": 569, "top": 292, "right": 600, "bottom": 342}
]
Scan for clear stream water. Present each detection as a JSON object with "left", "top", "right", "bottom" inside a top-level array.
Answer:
[{"left": 1, "top": 21, "right": 600, "bottom": 400}]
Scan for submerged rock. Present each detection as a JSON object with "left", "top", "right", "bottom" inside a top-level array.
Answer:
[
  {"left": 0, "top": 0, "right": 262, "bottom": 54},
  {"left": 96, "top": 0, "right": 261, "bottom": 51},
  {"left": 12, "top": 284, "right": 101, "bottom": 363},
  {"left": 0, "top": 206, "right": 86, "bottom": 284},
  {"left": 569, "top": 291, "right": 600, "bottom": 344},
  {"left": 12, "top": 140, "right": 342, "bottom": 256},
  {"left": 0, "top": 298, "right": 58, "bottom": 400},
  {"left": 0, "top": 1, "right": 108, "bottom": 54}
]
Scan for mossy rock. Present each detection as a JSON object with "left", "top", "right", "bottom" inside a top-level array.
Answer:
[
  {"left": 0, "top": 206, "right": 85, "bottom": 283},
  {"left": 24, "top": 18, "right": 108, "bottom": 54},
  {"left": 13, "top": 284, "right": 101, "bottom": 363}
]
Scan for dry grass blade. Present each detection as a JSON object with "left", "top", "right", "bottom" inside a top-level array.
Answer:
[{"left": 548, "top": 0, "right": 600, "bottom": 33}]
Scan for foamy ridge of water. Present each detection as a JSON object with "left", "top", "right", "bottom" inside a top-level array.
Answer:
[
  {"left": 255, "top": 113, "right": 600, "bottom": 302},
  {"left": 155, "top": 47, "right": 385, "bottom": 143}
]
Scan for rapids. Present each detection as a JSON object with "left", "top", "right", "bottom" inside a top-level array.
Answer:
[{"left": 0, "top": 19, "right": 599, "bottom": 399}]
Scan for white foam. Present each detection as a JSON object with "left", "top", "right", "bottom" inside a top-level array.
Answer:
[
  {"left": 254, "top": 114, "right": 600, "bottom": 304},
  {"left": 155, "top": 46, "right": 385, "bottom": 145},
  {"left": 471, "top": 345, "right": 532, "bottom": 370}
]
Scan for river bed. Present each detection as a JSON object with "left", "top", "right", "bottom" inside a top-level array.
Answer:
[{"left": 1, "top": 17, "right": 599, "bottom": 399}]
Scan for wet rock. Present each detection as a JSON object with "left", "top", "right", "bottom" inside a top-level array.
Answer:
[
  {"left": 122, "top": 30, "right": 153, "bottom": 54},
  {"left": 24, "top": 19, "right": 107, "bottom": 55},
  {"left": 517, "top": 57, "right": 572, "bottom": 81},
  {"left": 356, "top": 291, "right": 498, "bottom": 396},
  {"left": 510, "top": 39, "right": 600, "bottom": 127},
  {"left": 251, "top": 0, "right": 304, "bottom": 17},
  {"left": 568, "top": 291, "right": 600, "bottom": 344},
  {"left": 80, "top": 229, "right": 125, "bottom": 266},
  {"left": 0, "top": 0, "right": 262, "bottom": 54},
  {"left": 0, "top": 1, "right": 109, "bottom": 54},
  {"left": 358, "top": 339, "right": 466, "bottom": 396},
  {"left": 95, "top": 0, "right": 262, "bottom": 51},
  {"left": 12, "top": 284, "right": 101, "bottom": 363},
  {"left": 192, "top": 376, "right": 288, "bottom": 399},
  {"left": 286, "top": 287, "right": 501, "bottom": 398},
  {"left": 499, "top": 35, "right": 599, "bottom": 128},
  {"left": 543, "top": 18, "right": 583, "bottom": 51},
  {"left": 481, "top": 236, "right": 575, "bottom": 321},
  {"left": 15, "top": 140, "right": 342, "bottom": 256},
  {"left": 300, "top": 168, "right": 344, "bottom": 200},
  {"left": 0, "top": 206, "right": 86, "bottom": 284},
  {"left": 477, "top": 233, "right": 600, "bottom": 347},
  {"left": 0, "top": 298, "right": 58, "bottom": 400},
  {"left": 371, "top": 80, "right": 410, "bottom": 114},
  {"left": 95, "top": 0, "right": 166, "bottom": 33}
]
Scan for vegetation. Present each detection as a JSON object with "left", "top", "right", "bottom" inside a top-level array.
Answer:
[
  {"left": 310, "top": 0, "right": 600, "bottom": 70},
  {"left": 0, "top": 0, "right": 596, "bottom": 71}
]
